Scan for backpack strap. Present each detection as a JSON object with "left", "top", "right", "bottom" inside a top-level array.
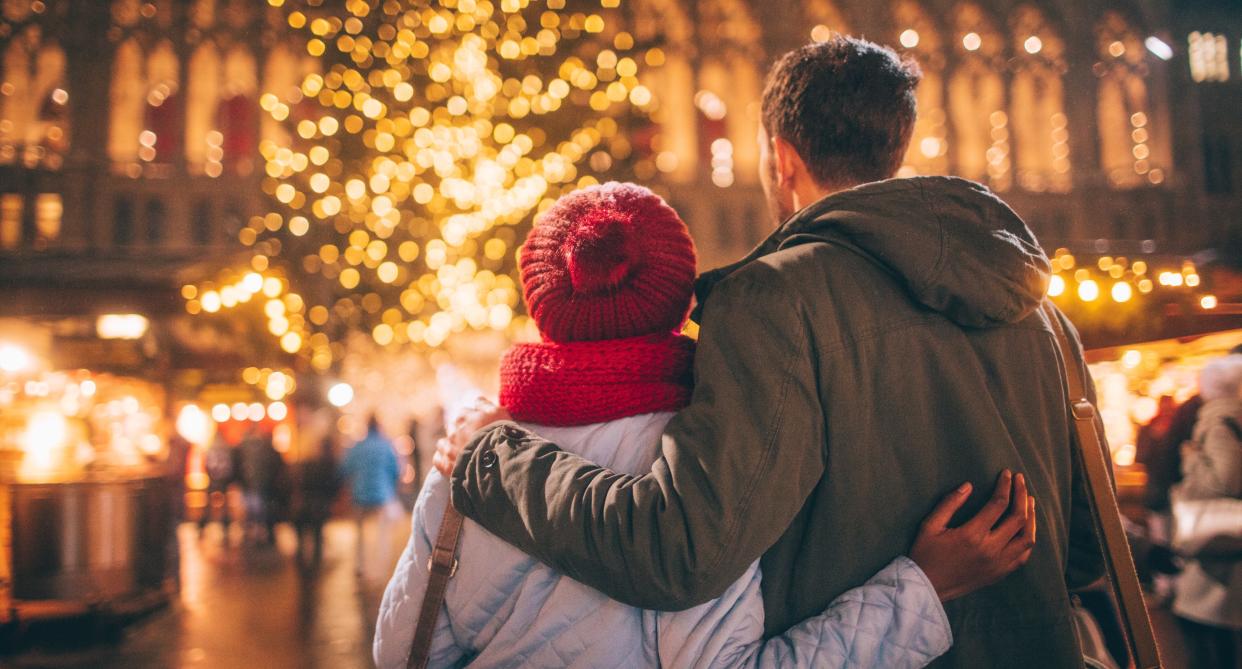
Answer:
[{"left": 406, "top": 504, "right": 465, "bottom": 669}]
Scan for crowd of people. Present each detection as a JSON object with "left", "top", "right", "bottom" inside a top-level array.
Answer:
[
  {"left": 193, "top": 418, "right": 414, "bottom": 578},
  {"left": 1136, "top": 346, "right": 1242, "bottom": 669}
]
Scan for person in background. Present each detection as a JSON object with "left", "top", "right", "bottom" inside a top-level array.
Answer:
[
  {"left": 200, "top": 432, "right": 238, "bottom": 542},
  {"left": 1173, "top": 354, "right": 1242, "bottom": 668},
  {"left": 295, "top": 436, "right": 341, "bottom": 567},
  {"left": 342, "top": 416, "right": 400, "bottom": 581},
  {"left": 238, "top": 426, "right": 283, "bottom": 545}
]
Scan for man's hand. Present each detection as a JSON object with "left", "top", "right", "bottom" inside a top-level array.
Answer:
[
  {"left": 433, "top": 397, "right": 511, "bottom": 477},
  {"left": 909, "top": 470, "right": 1037, "bottom": 602}
]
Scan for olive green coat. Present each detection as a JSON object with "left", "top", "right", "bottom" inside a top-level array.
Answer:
[{"left": 452, "top": 177, "right": 1106, "bottom": 668}]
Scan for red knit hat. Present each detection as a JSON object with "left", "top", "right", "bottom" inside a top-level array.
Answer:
[{"left": 520, "top": 182, "right": 697, "bottom": 342}]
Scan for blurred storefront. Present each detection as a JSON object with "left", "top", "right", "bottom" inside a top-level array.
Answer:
[{"left": 1086, "top": 328, "right": 1242, "bottom": 510}]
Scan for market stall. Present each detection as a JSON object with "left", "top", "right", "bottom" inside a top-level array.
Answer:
[
  {"left": 1085, "top": 328, "right": 1242, "bottom": 507},
  {"left": 0, "top": 352, "right": 175, "bottom": 622}
]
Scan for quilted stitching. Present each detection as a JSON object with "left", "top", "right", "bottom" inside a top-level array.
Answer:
[{"left": 374, "top": 414, "right": 952, "bottom": 668}]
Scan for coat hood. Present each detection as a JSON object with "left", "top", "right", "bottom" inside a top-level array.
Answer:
[{"left": 696, "top": 177, "right": 1051, "bottom": 328}]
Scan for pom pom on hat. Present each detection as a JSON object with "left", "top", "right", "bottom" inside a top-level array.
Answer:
[{"left": 520, "top": 182, "right": 697, "bottom": 342}]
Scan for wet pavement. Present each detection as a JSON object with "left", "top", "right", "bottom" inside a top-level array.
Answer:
[{"left": 1, "top": 518, "right": 411, "bottom": 669}]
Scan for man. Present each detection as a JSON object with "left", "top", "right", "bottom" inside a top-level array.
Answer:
[
  {"left": 438, "top": 37, "right": 1105, "bottom": 666},
  {"left": 343, "top": 416, "right": 401, "bottom": 581}
]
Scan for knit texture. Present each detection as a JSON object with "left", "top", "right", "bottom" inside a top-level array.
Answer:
[
  {"left": 500, "top": 335, "right": 695, "bottom": 426},
  {"left": 521, "top": 182, "right": 697, "bottom": 343}
]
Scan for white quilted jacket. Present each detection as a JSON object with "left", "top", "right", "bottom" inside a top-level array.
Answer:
[{"left": 375, "top": 412, "right": 952, "bottom": 668}]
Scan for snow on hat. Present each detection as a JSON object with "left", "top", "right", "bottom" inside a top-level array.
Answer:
[{"left": 519, "top": 182, "right": 697, "bottom": 342}]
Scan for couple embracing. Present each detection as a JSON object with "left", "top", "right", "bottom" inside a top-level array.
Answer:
[{"left": 376, "top": 36, "right": 1104, "bottom": 668}]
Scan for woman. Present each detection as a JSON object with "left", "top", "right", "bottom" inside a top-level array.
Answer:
[
  {"left": 1174, "top": 354, "right": 1242, "bottom": 668},
  {"left": 375, "top": 183, "right": 1035, "bottom": 668}
]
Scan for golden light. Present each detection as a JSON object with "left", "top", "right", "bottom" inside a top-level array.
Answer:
[
  {"left": 962, "top": 32, "right": 982, "bottom": 51},
  {"left": 267, "top": 401, "right": 289, "bottom": 422},
  {"left": 201, "top": 291, "right": 222, "bottom": 313},
  {"left": 327, "top": 382, "right": 354, "bottom": 408},
  {"left": 280, "top": 332, "right": 302, "bottom": 353},
  {"left": 211, "top": 403, "right": 231, "bottom": 423},
  {"left": 1201, "top": 294, "right": 1218, "bottom": 310},
  {"left": 1047, "top": 274, "right": 1065, "bottom": 297},
  {"left": 0, "top": 343, "right": 34, "bottom": 374},
  {"left": 899, "top": 29, "right": 920, "bottom": 49},
  {"left": 1110, "top": 282, "right": 1133, "bottom": 303},
  {"left": 176, "top": 404, "right": 211, "bottom": 445},
  {"left": 96, "top": 313, "right": 149, "bottom": 340},
  {"left": 1122, "top": 349, "right": 1142, "bottom": 369},
  {"left": 1078, "top": 279, "right": 1100, "bottom": 302},
  {"left": 1024, "top": 36, "right": 1042, "bottom": 54}
]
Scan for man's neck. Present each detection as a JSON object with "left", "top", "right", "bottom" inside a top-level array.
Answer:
[{"left": 790, "top": 180, "right": 846, "bottom": 212}]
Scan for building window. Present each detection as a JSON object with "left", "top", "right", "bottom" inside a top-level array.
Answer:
[
  {"left": 1, "top": 194, "right": 22, "bottom": 249},
  {"left": 949, "top": 3, "right": 1009, "bottom": 191},
  {"left": 187, "top": 42, "right": 258, "bottom": 176},
  {"left": 1010, "top": 5, "right": 1070, "bottom": 193},
  {"left": 1095, "top": 12, "right": 1165, "bottom": 188},
  {"left": 1188, "top": 32, "right": 1230, "bottom": 82},
  {"left": 893, "top": 0, "right": 948, "bottom": 177},
  {"left": 1203, "top": 135, "right": 1233, "bottom": 194},
  {"left": 145, "top": 198, "right": 166, "bottom": 244},
  {"left": 34, "top": 193, "right": 61, "bottom": 246},
  {"left": 113, "top": 197, "right": 135, "bottom": 246},
  {"left": 193, "top": 200, "right": 213, "bottom": 245},
  {"left": 0, "top": 32, "right": 70, "bottom": 170}
]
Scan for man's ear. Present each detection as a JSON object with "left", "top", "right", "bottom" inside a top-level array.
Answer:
[{"left": 772, "top": 136, "right": 804, "bottom": 188}]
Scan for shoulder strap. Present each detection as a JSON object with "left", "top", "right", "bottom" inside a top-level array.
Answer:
[
  {"left": 1042, "top": 302, "right": 1162, "bottom": 669},
  {"left": 406, "top": 504, "right": 465, "bottom": 669}
]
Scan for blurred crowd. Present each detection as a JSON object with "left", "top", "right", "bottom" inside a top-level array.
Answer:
[
  {"left": 1134, "top": 344, "right": 1242, "bottom": 668},
  {"left": 186, "top": 415, "right": 428, "bottom": 581}
]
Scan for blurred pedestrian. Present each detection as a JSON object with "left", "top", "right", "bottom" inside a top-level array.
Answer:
[
  {"left": 239, "top": 426, "right": 283, "bottom": 545},
  {"left": 295, "top": 436, "right": 341, "bottom": 567},
  {"left": 1173, "top": 354, "right": 1242, "bottom": 669},
  {"left": 199, "top": 432, "right": 238, "bottom": 540},
  {"left": 342, "top": 416, "right": 400, "bottom": 581}
]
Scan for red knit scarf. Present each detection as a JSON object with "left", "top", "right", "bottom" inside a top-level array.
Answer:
[{"left": 499, "top": 333, "right": 696, "bottom": 427}]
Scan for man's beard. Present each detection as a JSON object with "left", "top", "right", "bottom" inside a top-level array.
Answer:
[{"left": 762, "top": 161, "right": 793, "bottom": 225}]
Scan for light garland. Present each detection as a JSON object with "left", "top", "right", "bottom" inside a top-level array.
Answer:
[{"left": 186, "top": 0, "right": 654, "bottom": 368}]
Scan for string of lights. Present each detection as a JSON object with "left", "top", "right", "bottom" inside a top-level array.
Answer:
[{"left": 184, "top": 0, "right": 654, "bottom": 369}]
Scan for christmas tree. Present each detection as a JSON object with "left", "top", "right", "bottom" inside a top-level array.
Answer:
[{"left": 188, "top": 0, "right": 656, "bottom": 371}]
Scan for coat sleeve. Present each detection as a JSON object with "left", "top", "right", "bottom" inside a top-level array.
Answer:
[
  {"left": 658, "top": 557, "right": 951, "bottom": 669},
  {"left": 1057, "top": 311, "right": 1109, "bottom": 591},
  {"left": 450, "top": 265, "right": 827, "bottom": 610},
  {"left": 1181, "top": 417, "right": 1242, "bottom": 498},
  {"left": 373, "top": 471, "right": 468, "bottom": 669}
]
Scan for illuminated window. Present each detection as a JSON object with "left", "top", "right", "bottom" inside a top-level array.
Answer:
[
  {"left": 0, "top": 29, "right": 69, "bottom": 170},
  {"left": 188, "top": 42, "right": 258, "bottom": 175},
  {"left": 1188, "top": 32, "right": 1229, "bottom": 82},
  {"left": 1010, "top": 5, "right": 1070, "bottom": 192},
  {"left": 1, "top": 194, "right": 21, "bottom": 249},
  {"left": 698, "top": 0, "right": 764, "bottom": 185},
  {"left": 893, "top": 0, "right": 948, "bottom": 177},
  {"left": 1096, "top": 12, "right": 1166, "bottom": 188},
  {"left": 626, "top": 0, "right": 697, "bottom": 183},
  {"left": 949, "top": 3, "right": 1009, "bottom": 191},
  {"left": 34, "top": 193, "right": 61, "bottom": 245}
]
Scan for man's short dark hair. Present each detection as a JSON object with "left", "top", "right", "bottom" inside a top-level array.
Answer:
[{"left": 761, "top": 37, "right": 922, "bottom": 188}]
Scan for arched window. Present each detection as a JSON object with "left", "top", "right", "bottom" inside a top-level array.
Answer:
[
  {"left": 260, "top": 43, "right": 320, "bottom": 152},
  {"left": 627, "top": 0, "right": 696, "bottom": 184},
  {"left": 1010, "top": 5, "right": 1070, "bottom": 192},
  {"left": 188, "top": 42, "right": 257, "bottom": 176},
  {"left": 143, "top": 40, "right": 181, "bottom": 165},
  {"left": 892, "top": 0, "right": 948, "bottom": 177},
  {"left": 0, "top": 24, "right": 69, "bottom": 169},
  {"left": 1095, "top": 12, "right": 1164, "bottom": 188},
  {"left": 698, "top": 0, "right": 764, "bottom": 187},
  {"left": 949, "top": 3, "right": 1009, "bottom": 191}
]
